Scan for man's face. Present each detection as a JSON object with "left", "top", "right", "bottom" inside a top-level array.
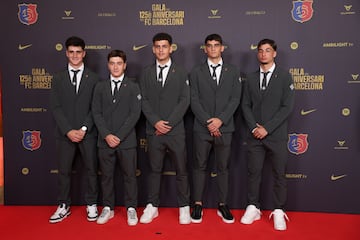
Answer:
[
  {"left": 108, "top": 56, "right": 126, "bottom": 78},
  {"left": 257, "top": 43, "right": 277, "bottom": 65},
  {"left": 152, "top": 40, "right": 172, "bottom": 63},
  {"left": 204, "top": 40, "right": 224, "bottom": 60},
  {"left": 66, "top": 46, "right": 86, "bottom": 68}
]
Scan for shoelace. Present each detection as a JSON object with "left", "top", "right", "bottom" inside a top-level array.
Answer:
[
  {"left": 269, "top": 211, "right": 290, "bottom": 221},
  {"left": 128, "top": 209, "right": 136, "bottom": 219}
]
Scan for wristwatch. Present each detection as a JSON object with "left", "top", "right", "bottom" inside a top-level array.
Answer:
[{"left": 81, "top": 126, "right": 87, "bottom": 131}]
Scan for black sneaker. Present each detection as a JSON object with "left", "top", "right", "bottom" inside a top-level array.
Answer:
[
  {"left": 191, "top": 204, "right": 203, "bottom": 223},
  {"left": 217, "top": 204, "right": 234, "bottom": 223}
]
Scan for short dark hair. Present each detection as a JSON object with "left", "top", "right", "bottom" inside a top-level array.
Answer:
[
  {"left": 65, "top": 36, "right": 85, "bottom": 50},
  {"left": 152, "top": 32, "right": 172, "bottom": 45},
  {"left": 107, "top": 49, "right": 127, "bottom": 63},
  {"left": 205, "top": 33, "right": 223, "bottom": 45},
  {"left": 257, "top": 38, "right": 277, "bottom": 51}
]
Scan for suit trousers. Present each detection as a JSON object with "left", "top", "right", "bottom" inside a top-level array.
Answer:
[
  {"left": 98, "top": 147, "right": 138, "bottom": 209},
  {"left": 56, "top": 137, "right": 98, "bottom": 206},
  {"left": 192, "top": 132, "right": 232, "bottom": 204},
  {"left": 146, "top": 133, "right": 190, "bottom": 207},
  {"left": 246, "top": 138, "right": 288, "bottom": 209}
]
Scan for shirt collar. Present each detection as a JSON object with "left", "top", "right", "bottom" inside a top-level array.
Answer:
[
  {"left": 207, "top": 58, "right": 223, "bottom": 68},
  {"left": 156, "top": 58, "right": 172, "bottom": 68},
  {"left": 260, "top": 63, "right": 276, "bottom": 73}
]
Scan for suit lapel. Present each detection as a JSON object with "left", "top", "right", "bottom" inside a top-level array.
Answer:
[{"left": 201, "top": 63, "right": 217, "bottom": 90}]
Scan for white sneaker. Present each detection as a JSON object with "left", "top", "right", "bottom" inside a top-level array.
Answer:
[
  {"left": 127, "top": 207, "right": 138, "bottom": 226},
  {"left": 86, "top": 204, "right": 98, "bottom": 222},
  {"left": 140, "top": 203, "right": 158, "bottom": 224},
  {"left": 240, "top": 205, "right": 261, "bottom": 224},
  {"left": 49, "top": 203, "right": 71, "bottom": 223},
  {"left": 269, "top": 209, "right": 289, "bottom": 231},
  {"left": 179, "top": 206, "right": 191, "bottom": 224},
  {"left": 96, "top": 206, "right": 114, "bottom": 224}
]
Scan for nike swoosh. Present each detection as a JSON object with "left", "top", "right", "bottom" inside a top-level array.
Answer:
[
  {"left": 133, "top": 44, "right": 147, "bottom": 51},
  {"left": 18, "top": 44, "right": 32, "bottom": 50},
  {"left": 250, "top": 44, "right": 257, "bottom": 50},
  {"left": 301, "top": 109, "right": 317, "bottom": 115},
  {"left": 331, "top": 174, "right": 347, "bottom": 181}
]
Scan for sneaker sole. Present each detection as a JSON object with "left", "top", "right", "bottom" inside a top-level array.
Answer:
[
  {"left": 49, "top": 211, "right": 71, "bottom": 224},
  {"left": 240, "top": 214, "right": 261, "bottom": 224},
  {"left": 217, "top": 210, "right": 235, "bottom": 224}
]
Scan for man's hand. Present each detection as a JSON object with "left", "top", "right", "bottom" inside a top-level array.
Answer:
[
  {"left": 66, "top": 129, "right": 85, "bottom": 143},
  {"left": 154, "top": 120, "right": 172, "bottom": 135},
  {"left": 207, "top": 118, "right": 223, "bottom": 137},
  {"left": 253, "top": 123, "right": 268, "bottom": 139},
  {"left": 105, "top": 134, "right": 121, "bottom": 148}
]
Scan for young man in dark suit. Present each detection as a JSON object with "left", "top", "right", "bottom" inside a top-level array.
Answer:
[
  {"left": 189, "top": 33, "right": 241, "bottom": 224},
  {"left": 139, "top": 32, "right": 191, "bottom": 225},
  {"left": 92, "top": 50, "right": 141, "bottom": 225},
  {"left": 240, "top": 39, "right": 295, "bottom": 231},
  {"left": 49, "top": 36, "right": 99, "bottom": 223}
]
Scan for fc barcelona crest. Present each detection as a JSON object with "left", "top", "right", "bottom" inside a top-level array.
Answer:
[
  {"left": 22, "top": 130, "right": 42, "bottom": 151},
  {"left": 18, "top": 3, "right": 39, "bottom": 25},
  {"left": 291, "top": 0, "right": 314, "bottom": 23},
  {"left": 288, "top": 133, "right": 309, "bottom": 155}
]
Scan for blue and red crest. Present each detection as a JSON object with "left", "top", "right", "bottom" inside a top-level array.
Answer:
[
  {"left": 22, "top": 130, "right": 42, "bottom": 151},
  {"left": 288, "top": 133, "right": 309, "bottom": 155},
  {"left": 291, "top": 0, "right": 314, "bottom": 23},
  {"left": 18, "top": 3, "right": 38, "bottom": 25}
]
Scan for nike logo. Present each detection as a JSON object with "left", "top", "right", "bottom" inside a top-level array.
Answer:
[
  {"left": 331, "top": 174, "right": 347, "bottom": 181},
  {"left": 18, "top": 44, "right": 32, "bottom": 50},
  {"left": 301, "top": 109, "right": 317, "bottom": 116},
  {"left": 133, "top": 44, "right": 147, "bottom": 51}
]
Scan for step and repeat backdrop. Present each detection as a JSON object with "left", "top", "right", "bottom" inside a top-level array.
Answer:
[{"left": 1, "top": 1, "right": 359, "bottom": 213}]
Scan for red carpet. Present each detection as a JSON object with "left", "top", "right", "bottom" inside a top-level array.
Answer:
[{"left": 1, "top": 206, "right": 359, "bottom": 240}]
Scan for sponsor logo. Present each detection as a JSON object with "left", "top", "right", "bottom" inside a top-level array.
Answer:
[
  {"left": 22, "top": 130, "right": 41, "bottom": 151},
  {"left": 290, "top": 42, "right": 299, "bottom": 50},
  {"left": 331, "top": 174, "right": 347, "bottom": 181},
  {"left": 18, "top": 44, "right": 32, "bottom": 50},
  {"left": 323, "top": 42, "right": 354, "bottom": 48},
  {"left": 133, "top": 44, "right": 147, "bottom": 51},
  {"left": 342, "top": 108, "right": 350, "bottom": 116},
  {"left": 286, "top": 173, "right": 307, "bottom": 179},
  {"left": 300, "top": 108, "right": 316, "bottom": 115},
  {"left": 334, "top": 140, "right": 349, "bottom": 150},
  {"left": 18, "top": 3, "right": 38, "bottom": 25},
  {"left": 291, "top": 0, "right": 314, "bottom": 23},
  {"left": 62, "top": 10, "right": 74, "bottom": 20},
  {"left": 341, "top": 5, "right": 355, "bottom": 15},
  {"left": 348, "top": 74, "right": 359, "bottom": 84},
  {"left": 208, "top": 9, "right": 221, "bottom": 19},
  {"left": 288, "top": 133, "right": 309, "bottom": 155},
  {"left": 250, "top": 44, "right": 257, "bottom": 50},
  {"left": 19, "top": 68, "right": 53, "bottom": 89}
]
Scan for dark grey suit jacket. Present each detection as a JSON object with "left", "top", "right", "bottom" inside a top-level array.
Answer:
[
  {"left": 241, "top": 66, "right": 295, "bottom": 141},
  {"left": 50, "top": 67, "right": 99, "bottom": 140},
  {"left": 92, "top": 77, "right": 141, "bottom": 149},
  {"left": 139, "top": 62, "right": 190, "bottom": 135},
  {"left": 190, "top": 62, "right": 241, "bottom": 134}
]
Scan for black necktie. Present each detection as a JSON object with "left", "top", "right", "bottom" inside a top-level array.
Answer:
[
  {"left": 71, "top": 69, "right": 80, "bottom": 93},
  {"left": 261, "top": 71, "right": 269, "bottom": 90},
  {"left": 112, "top": 80, "right": 121, "bottom": 96},
  {"left": 211, "top": 64, "right": 221, "bottom": 82},
  {"left": 158, "top": 65, "right": 168, "bottom": 87}
]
